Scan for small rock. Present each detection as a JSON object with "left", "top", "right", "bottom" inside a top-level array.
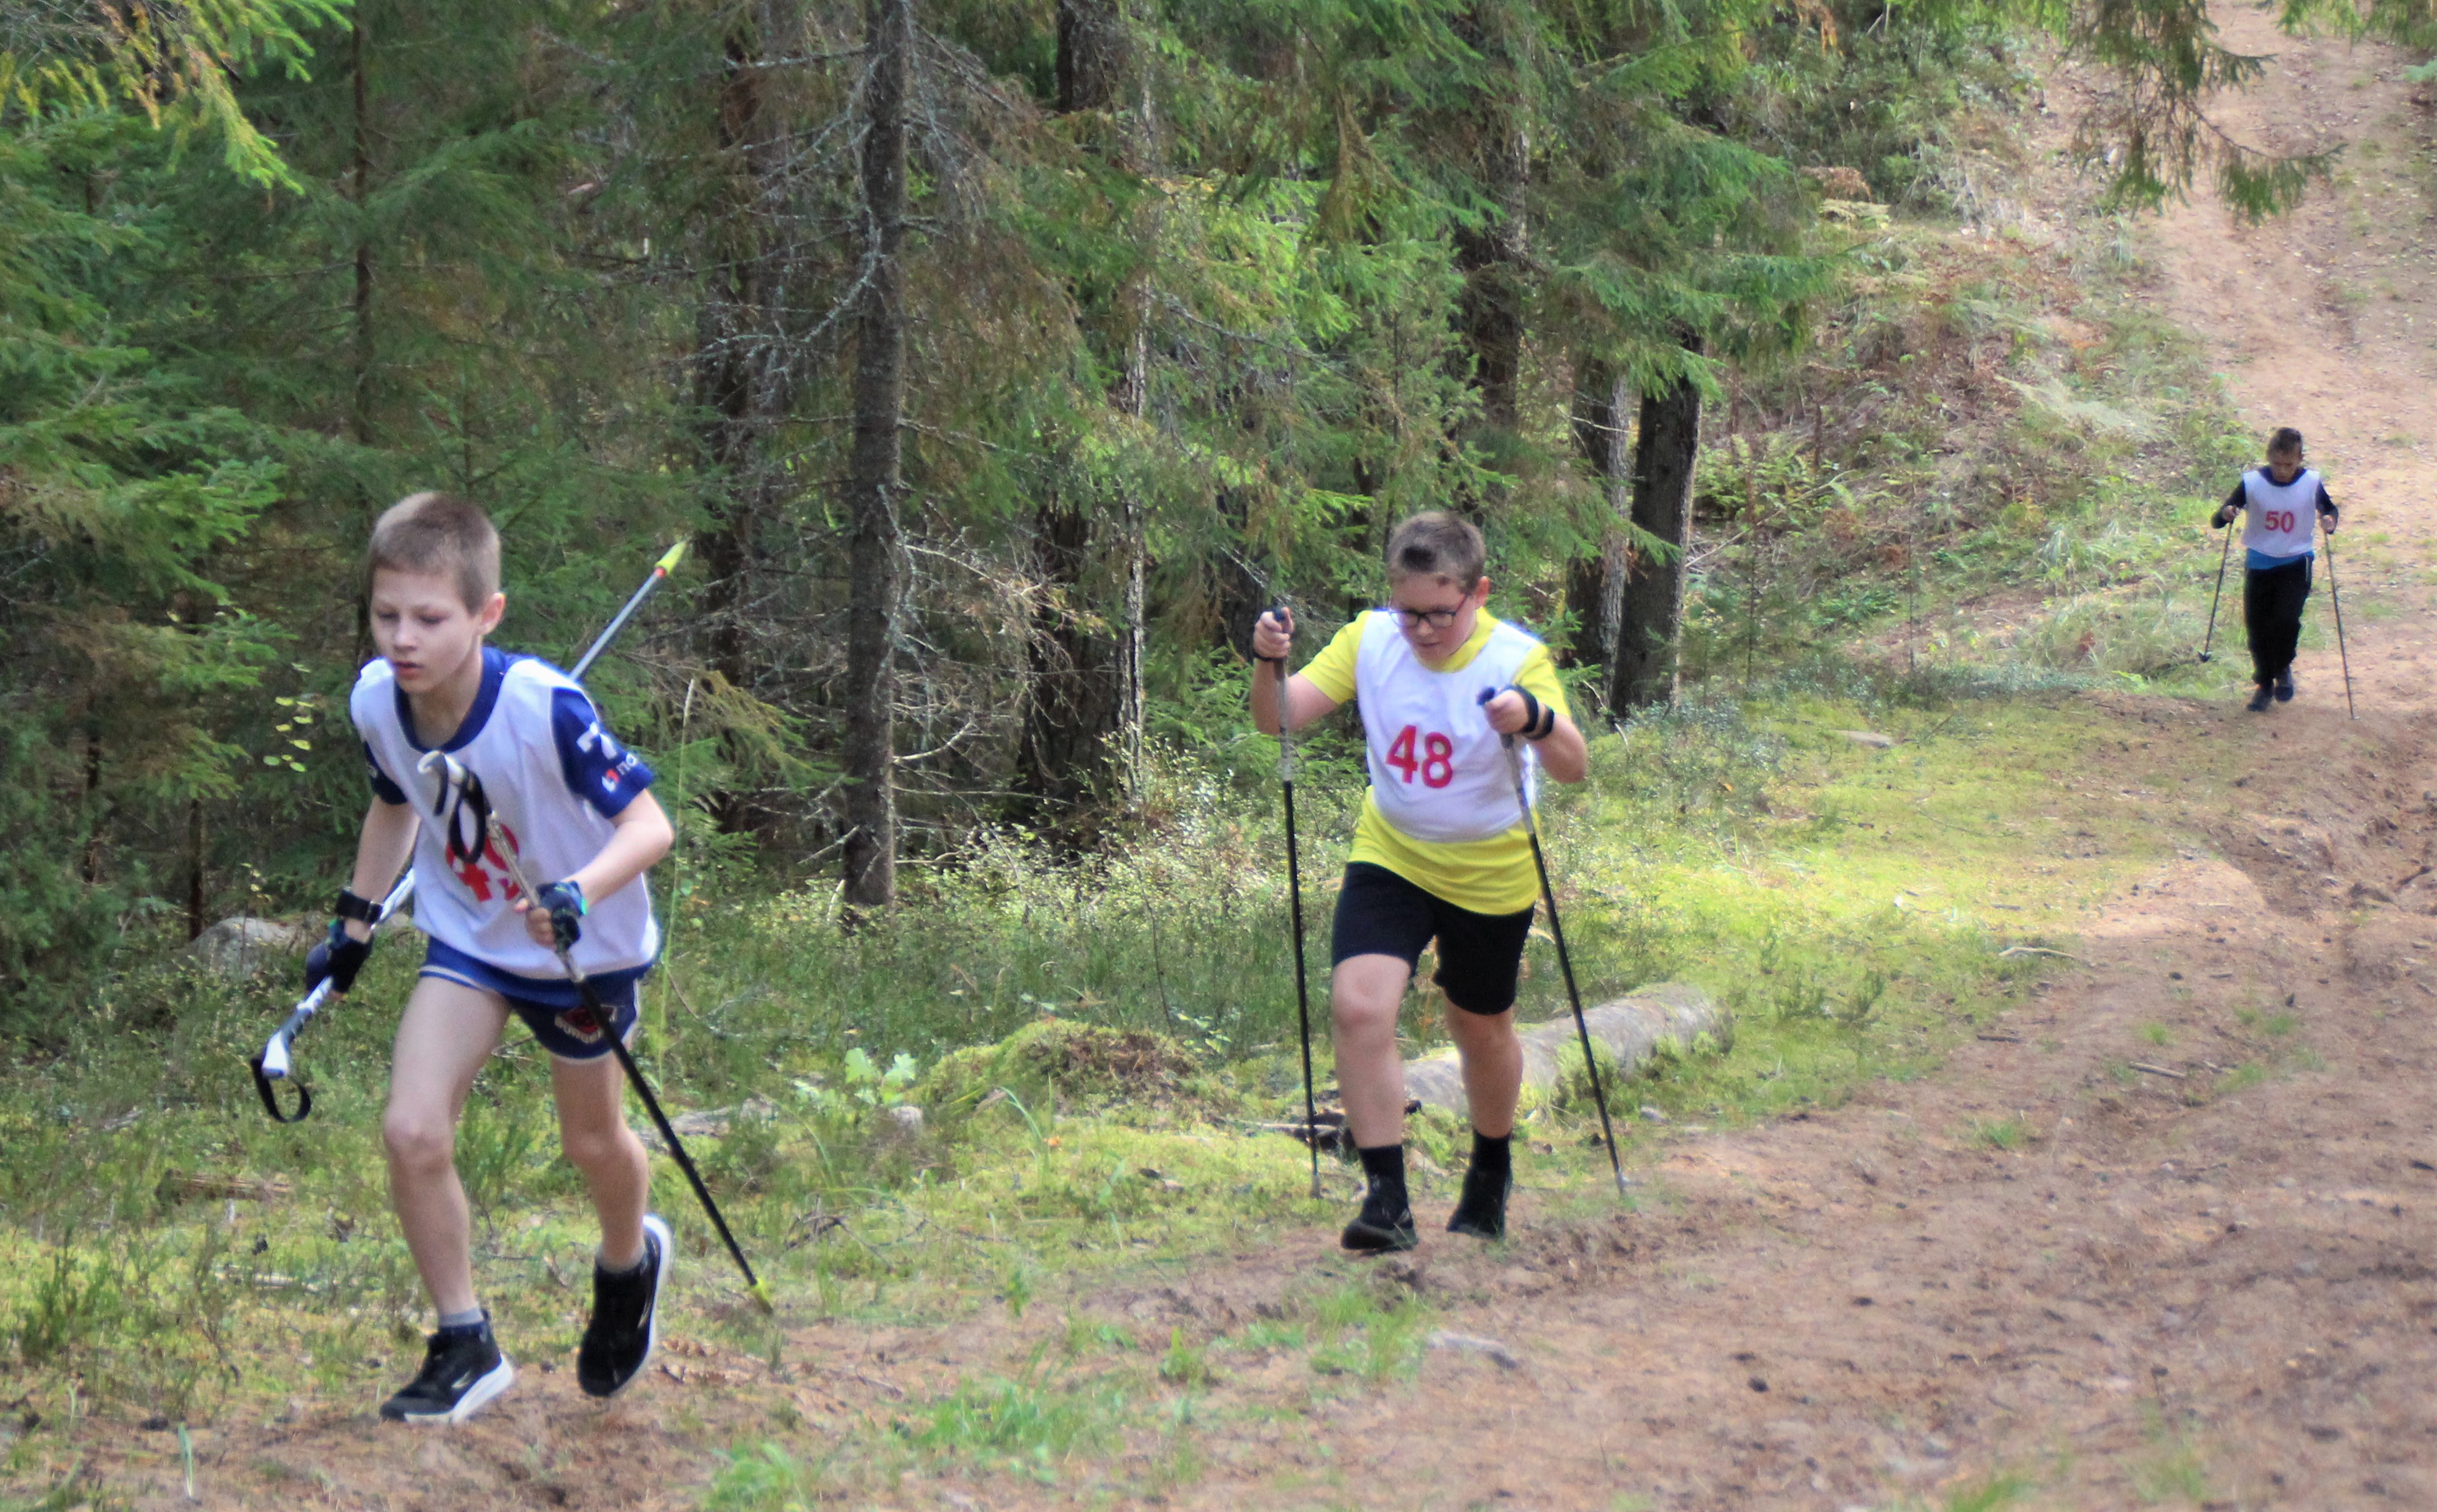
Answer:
[
  {"left": 880, "top": 1105, "right": 926, "bottom": 1144},
  {"left": 1839, "top": 730, "right": 1897, "bottom": 748},
  {"left": 186, "top": 917, "right": 313, "bottom": 977},
  {"left": 141, "top": 1415, "right": 171, "bottom": 1431},
  {"left": 1749, "top": 1375, "right": 1769, "bottom": 1392},
  {"left": 1427, "top": 1330, "right": 1520, "bottom": 1369},
  {"left": 1639, "top": 1105, "right": 1668, "bottom": 1124}
]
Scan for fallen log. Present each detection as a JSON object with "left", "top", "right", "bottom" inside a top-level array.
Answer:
[{"left": 1400, "top": 982, "right": 1730, "bottom": 1119}]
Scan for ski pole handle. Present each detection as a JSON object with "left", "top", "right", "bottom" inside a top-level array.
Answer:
[{"left": 571, "top": 539, "right": 689, "bottom": 682}]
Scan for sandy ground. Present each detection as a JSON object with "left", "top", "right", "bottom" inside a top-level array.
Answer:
[{"left": 72, "top": 12, "right": 2437, "bottom": 1511}]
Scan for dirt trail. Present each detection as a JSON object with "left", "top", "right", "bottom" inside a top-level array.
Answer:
[
  {"left": 87, "top": 18, "right": 2437, "bottom": 1512},
  {"left": 1105, "top": 20, "right": 2437, "bottom": 1506}
]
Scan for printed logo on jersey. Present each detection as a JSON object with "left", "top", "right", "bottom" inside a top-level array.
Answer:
[{"left": 554, "top": 1003, "right": 606, "bottom": 1044}]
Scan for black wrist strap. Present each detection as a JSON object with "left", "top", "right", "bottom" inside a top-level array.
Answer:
[{"left": 335, "top": 888, "right": 382, "bottom": 926}]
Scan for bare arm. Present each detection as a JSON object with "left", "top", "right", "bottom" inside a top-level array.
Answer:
[
  {"left": 342, "top": 799, "right": 419, "bottom": 943},
  {"left": 515, "top": 788, "right": 674, "bottom": 945},
  {"left": 1248, "top": 609, "right": 1343, "bottom": 734}
]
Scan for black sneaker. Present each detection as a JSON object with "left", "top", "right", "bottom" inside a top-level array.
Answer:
[
  {"left": 2275, "top": 670, "right": 2295, "bottom": 703},
  {"left": 577, "top": 1213, "right": 671, "bottom": 1399},
  {"left": 380, "top": 1324, "right": 513, "bottom": 1425},
  {"left": 2247, "top": 685, "right": 2274, "bottom": 713},
  {"left": 1339, "top": 1194, "right": 1418, "bottom": 1254},
  {"left": 1447, "top": 1161, "right": 1512, "bottom": 1241}
]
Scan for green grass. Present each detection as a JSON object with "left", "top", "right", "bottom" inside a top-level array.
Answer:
[
  {"left": 0, "top": 663, "right": 2174, "bottom": 1500},
  {"left": 1971, "top": 1118, "right": 2028, "bottom": 1151}
]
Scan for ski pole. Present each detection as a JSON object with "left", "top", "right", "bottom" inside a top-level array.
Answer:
[
  {"left": 1477, "top": 689, "right": 1627, "bottom": 1201},
  {"left": 251, "top": 541, "right": 689, "bottom": 1122},
  {"left": 1263, "top": 606, "right": 1324, "bottom": 1201},
  {"left": 2324, "top": 521, "right": 2356, "bottom": 719},
  {"left": 420, "top": 751, "right": 773, "bottom": 1315},
  {"left": 2199, "top": 511, "right": 2234, "bottom": 663}
]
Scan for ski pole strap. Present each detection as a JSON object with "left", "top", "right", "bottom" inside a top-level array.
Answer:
[
  {"left": 334, "top": 887, "right": 382, "bottom": 926},
  {"left": 249, "top": 1054, "right": 311, "bottom": 1123},
  {"left": 422, "top": 753, "right": 492, "bottom": 866},
  {"left": 1477, "top": 685, "right": 1557, "bottom": 741}
]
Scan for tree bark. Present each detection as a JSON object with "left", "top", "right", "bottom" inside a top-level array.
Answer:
[
  {"left": 350, "top": 10, "right": 374, "bottom": 447},
  {"left": 1563, "top": 358, "right": 1629, "bottom": 689},
  {"left": 1608, "top": 363, "right": 1701, "bottom": 713},
  {"left": 841, "top": 0, "right": 910, "bottom": 912},
  {"left": 694, "top": 22, "right": 773, "bottom": 703},
  {"left": 1448, "top": 5, "right": 1526, "bottom": 518},
  {"left": 1014, "top": 0, "right": 1146, "bottom": 822}
]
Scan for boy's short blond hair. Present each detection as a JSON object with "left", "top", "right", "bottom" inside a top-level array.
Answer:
[
  {"left": 1385, "top": 511, "right": 1485, "bottom": 587},
  {"left": 367, "top": 492, "right": 501, "bottom": 612}
]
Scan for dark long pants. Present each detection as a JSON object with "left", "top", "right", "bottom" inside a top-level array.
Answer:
[{"left": 2243, "top": 556, "right": 2313, "bottom": 687}]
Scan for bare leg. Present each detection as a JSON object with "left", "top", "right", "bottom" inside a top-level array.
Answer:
[
  {"left": 551, "top": 1049, "right": 648, "bottom": 1269},
  {"left": 384, "top": 977, "right": 508, "bottom": 1318},
  {"left": 1445, "top": 1005, "right": 1522, "bottom": 1138},
  {"left": 1331, "top": 953, "right": 1413, "bottom": 1147}
]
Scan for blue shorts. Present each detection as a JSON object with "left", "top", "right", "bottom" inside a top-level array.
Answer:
[{"left": 419, "top": 938, "right": 648, "bottom": 1061}]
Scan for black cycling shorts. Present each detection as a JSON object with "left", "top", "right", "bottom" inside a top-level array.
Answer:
[{"left": 1330, "top": 861, "right": 1535, "bottom": 1016}]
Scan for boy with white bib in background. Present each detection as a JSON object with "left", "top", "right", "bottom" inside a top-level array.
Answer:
[
  {"left": 2212, "top": 426, "right": 2339, "bottom": 713},
  {"left": 304, "top": 492, "right": 676, "bottom": 1423},
  {"left": 1251, "top": 512, "right": 1588, "bottom": 1253}
]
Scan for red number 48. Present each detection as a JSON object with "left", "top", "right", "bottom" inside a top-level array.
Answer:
[{"left": 1386, "top": 725, "right": 1456, "bottom": 788}]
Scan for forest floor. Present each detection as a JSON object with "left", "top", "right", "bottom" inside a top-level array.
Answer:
[{"left": 36, "top": 10, "right": 2437, "bottom": 1512}]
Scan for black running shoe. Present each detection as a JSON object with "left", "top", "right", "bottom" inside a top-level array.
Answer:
[
  {"left": 380, "top": 1324, "right": 513, "bottom": 1425},
  {"left": 1447, "top": 1162, "right": 1511, "bottom": 1241},
  {"left": 2247, "top": 685, "right": 2274, "bottom": 713},
  {"left": 1340, "top": 1193, "right": 1418, "bottom": 1254},
  {"left": 2275, "top": 670, "right": 2295, "bottom": 703},
  {"left": 577, "top": 1213, "right": 670, "bottom": 1399}
]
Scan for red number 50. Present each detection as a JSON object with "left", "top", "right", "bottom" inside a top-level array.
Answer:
[{"left": 2266, "top": 509, "right": 2297, "bottom": 532}]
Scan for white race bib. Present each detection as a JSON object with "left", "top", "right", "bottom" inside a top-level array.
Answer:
[
  {"left": 2241, "top": 467, "right": 2322, "bottom": 559},
  {"left": 1352, "top": 611, "right": 1543, "bottom": 843}
]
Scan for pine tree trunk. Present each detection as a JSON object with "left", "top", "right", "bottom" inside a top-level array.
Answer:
[
  {"left": 841, "top": 0, "right": 910, "bottom": 912},
  {"left": 1564, "top": 358, "right": 1629, "bottom": 694},
  {"left": 350, "top": 10, "right": 374, "bottom": 447},
  {"left": 690, "top": 15, "right": 793, "bottom": 833},
  {"left": 1609, "top": 366, "right": 1701, "bottom": 712},
  {"left": 1448, "top": 6, "right": 1525, "bottom": 517},
  {"left": 1014, "top": 0, "right": 1146, "bottom": 822}
]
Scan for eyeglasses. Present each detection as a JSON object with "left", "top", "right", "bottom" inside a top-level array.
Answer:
[{"left": 1390, "top": 606, "right": 1464, "bottom": 631}]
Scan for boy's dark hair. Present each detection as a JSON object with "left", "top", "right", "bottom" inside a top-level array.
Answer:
[
  {"left": 367, "top": 492, "right": 502, "bottom": 612},
  {"left": 1385, "top": 511, "right": 1486, "bottom": 586},
  {"left": 2269, "top": 426, "right": 2305, "bottom": 457}
]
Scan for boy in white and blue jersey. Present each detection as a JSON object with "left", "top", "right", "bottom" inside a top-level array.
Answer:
[
  {"left": 2212, "top": 426, "right": 2339, "bottom": 712},
  {"left": 303, "top": 492, "right": 675, "bottom": 1425}
]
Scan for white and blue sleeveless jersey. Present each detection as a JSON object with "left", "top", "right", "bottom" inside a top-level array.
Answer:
[{"left": 352, "top": 647, "right": 659, "bottom": 981}]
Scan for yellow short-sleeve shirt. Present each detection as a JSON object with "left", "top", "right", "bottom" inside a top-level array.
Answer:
[{"left": 1299, "top": 612, "right": 1568, "bottom": 916}]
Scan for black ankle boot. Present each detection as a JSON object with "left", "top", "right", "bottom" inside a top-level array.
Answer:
[{"left": 1447, "top": 1131, "right": 1512, "bottom": 1239}]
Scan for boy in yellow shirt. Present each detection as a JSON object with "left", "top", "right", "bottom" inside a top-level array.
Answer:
[{"left": 1251, "top": 512, "right": 1588, "bottom": 1252}]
